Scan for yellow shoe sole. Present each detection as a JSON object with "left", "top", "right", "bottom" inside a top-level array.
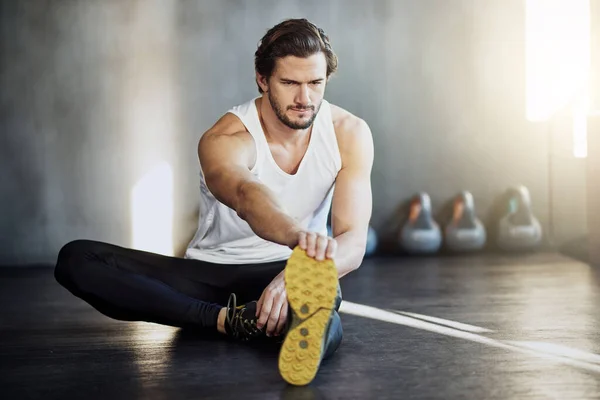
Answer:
[{"left": 278, "top": 246, "right": 339, "bottom": 386}]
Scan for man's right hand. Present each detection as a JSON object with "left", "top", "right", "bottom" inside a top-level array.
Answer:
[
  {"left": 287, "top": 229, "right": 338, "bottom": 261},
  {"left": 257, "top": 229, "right": 337, "bottom": 336}
]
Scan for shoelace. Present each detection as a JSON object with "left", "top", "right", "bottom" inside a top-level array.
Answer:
[
  {"left": 226, "top": 293, "right": 261, "bottom": 340},
  {"left": 225, "top": 292, "right": 237, "bottom": 334}
]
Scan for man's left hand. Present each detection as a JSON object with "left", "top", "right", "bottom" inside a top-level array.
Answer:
[{"left": 255, "top": 270, "right": 288, "bottom": 337}]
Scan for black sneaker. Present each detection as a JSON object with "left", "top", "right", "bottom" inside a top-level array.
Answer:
[
  {"left": 278, "top": 247, "right": 341, "bottom": 386},
  {"left": 224, "top": 293, "right": 263, "bottom": 341}
]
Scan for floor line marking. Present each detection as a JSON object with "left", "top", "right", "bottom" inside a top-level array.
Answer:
[
  {"left": 339, "top": 301, "right": 600, "bottom": 374},
  {"left": 507, "top": 341, "right": 600, "bottom": 365},
  {"left": 389, "top": 310, "right": 494, "bottom": 333}
]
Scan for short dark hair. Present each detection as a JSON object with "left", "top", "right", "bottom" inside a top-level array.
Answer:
[{"left": 254, "top": 18, "right": 338, "bottom": 93}]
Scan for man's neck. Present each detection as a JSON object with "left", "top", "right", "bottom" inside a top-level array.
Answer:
[{"left": 257, "top": 96, "right": 311, "bottom": 148}]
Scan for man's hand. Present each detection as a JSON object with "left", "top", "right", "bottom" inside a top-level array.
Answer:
[
  {"left": 256, "top": 270, "right": 288, "bottom": 336},
  {"left": 256, "top": 230, "right": 337, "bottom": 337},
  {"left": 287, "top": 230, "right": 338, "bottom": 261}
]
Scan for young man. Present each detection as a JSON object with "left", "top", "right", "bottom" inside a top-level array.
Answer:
[{"left": 55, "top": 18, "right": 373, "bottom": 386}]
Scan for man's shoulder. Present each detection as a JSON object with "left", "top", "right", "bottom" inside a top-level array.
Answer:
[
  {"left": 206, "top": 111, "right": 249, "bottom": 136},
  {"left": 198, "top": 110, "right": 254, "bottom": 160},
  {"left": 329, "top": 103, "right": 371, "bottom": 146}
]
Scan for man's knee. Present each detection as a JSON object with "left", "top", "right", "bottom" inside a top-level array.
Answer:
[{"left": 54, "top": 239, "right": 98, "bottom": 290}]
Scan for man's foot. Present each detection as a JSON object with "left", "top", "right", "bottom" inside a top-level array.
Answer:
[
  {"left": 278, "top": 246, "right": 340, "bottom": 386},
  {"left": 224, "top": 293, "right": 263, "bottom": 341}
]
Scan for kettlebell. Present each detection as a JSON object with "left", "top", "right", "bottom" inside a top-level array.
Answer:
[
  {"left": 497, "top": 185, "right": 542, "bottom": 251},
  {"left": 444, "top": 191, "right": 486, "bottom": 252},
  {"left": 399, "top": 192, "right": 442, "bottom": 254}
]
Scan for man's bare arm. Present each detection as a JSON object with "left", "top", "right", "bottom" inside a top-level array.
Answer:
[
  {"left": 198, "top": 114, "right": 302, "bottom": 248},
  {"left": 330, "top": 116, "right": 375, "bottom": 278}
]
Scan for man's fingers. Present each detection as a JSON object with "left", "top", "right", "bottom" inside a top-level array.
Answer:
[
  {"left": 256, "top": 292, "right": 265, "bottom": 317},
  {"left": 275, "top": 299, "right": 289, "bottom": 335},
  {"left": 298, "top": 231, "right": 307, "bottom": 250},
  {"left": 257, "top": 294, "right": 273, "bottom": 330},
  {"left": 296, "top": 230, "right": 338, "bottom": 260},
  {"left": 315, "top": 235, "right": 328, "bottom": 261},
  {"left": 305, "top": 232, "right": 317, "bottom": 257},
  {"left": 325, "top": 238, "right": 337, "bottom": 259},
  {"left": 266, "top": 296, "right": 283, "bottom": 336}
]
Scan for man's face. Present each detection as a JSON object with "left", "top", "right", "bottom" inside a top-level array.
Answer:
[{"left": 261, "top": 53, "right": 328, "bottom": 130}]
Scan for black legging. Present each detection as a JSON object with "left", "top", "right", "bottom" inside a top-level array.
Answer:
[{"left": 54, "top": 239, "right": 290, "bottom": 329}]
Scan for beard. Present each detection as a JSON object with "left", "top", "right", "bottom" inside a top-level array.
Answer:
[{"left": 268, "top": 91, "right": 321, "bottom": 130}]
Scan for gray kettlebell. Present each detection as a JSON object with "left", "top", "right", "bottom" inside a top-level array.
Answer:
[
  {"left": 444, "top": 191, "right": 486, "bottom": 252},
  {"left": 497, "top": 185, "right": 542, "bottom": 250},
  {"left": 400, "top": 192, "right": 442, "bottom": 254}
]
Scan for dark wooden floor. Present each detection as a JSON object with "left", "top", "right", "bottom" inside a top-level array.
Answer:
[{"left": 2, "top": 253, "right": 600, "bottom": 399}]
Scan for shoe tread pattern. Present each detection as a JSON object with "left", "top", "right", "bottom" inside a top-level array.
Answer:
[{"left": 278, "top": 246, "right": 338, "bottom": 386}]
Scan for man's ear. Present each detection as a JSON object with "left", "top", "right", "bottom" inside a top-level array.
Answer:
[{"left": 256, "top": 72, "right": 269, "bottom": 93}]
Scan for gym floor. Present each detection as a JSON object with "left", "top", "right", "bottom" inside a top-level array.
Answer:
[{"left": 2, "top": 253, "right": 599, "bottom": 399}]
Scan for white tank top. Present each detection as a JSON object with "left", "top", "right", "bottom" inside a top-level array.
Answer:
[{"left": 184, "top": 97, "right": 342, "bottom": 264}]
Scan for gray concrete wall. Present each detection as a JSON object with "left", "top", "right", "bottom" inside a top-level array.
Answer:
[{"left": 0, "top": 0, "right": 589, "bottom": 265}]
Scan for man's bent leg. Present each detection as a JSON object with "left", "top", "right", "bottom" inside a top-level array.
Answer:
[{"left": 54, "top": 240, "right": 228, "bottom": 330}]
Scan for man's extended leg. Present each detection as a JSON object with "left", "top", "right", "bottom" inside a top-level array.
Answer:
[
  {"left": 322, "top": 310, "right": 343, "bottom": 360},
  {"left": 54, "top": 239, "right": 285, "bottom": 332}
]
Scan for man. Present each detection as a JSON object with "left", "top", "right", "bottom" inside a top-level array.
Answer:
[{"left": 55, "top": 18, "right": 373, "bottom": 386}]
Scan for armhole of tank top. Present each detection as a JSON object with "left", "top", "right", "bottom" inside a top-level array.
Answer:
[
  {"left": 324, "top": 101, "right": 343, "bottom": 172},
  {"left": 225, "top": 110, "right": 262, "bottom": 174}
]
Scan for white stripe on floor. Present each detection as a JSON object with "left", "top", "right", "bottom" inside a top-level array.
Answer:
[
  {"left": 390, "top": 310, "right": 494, "bottom": 333},
  {"left": 339, "top": 301, "right": 600, "bottom": 374},
  {"left": 507, "top": 341, "right": 600, "bottom": 365}
]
